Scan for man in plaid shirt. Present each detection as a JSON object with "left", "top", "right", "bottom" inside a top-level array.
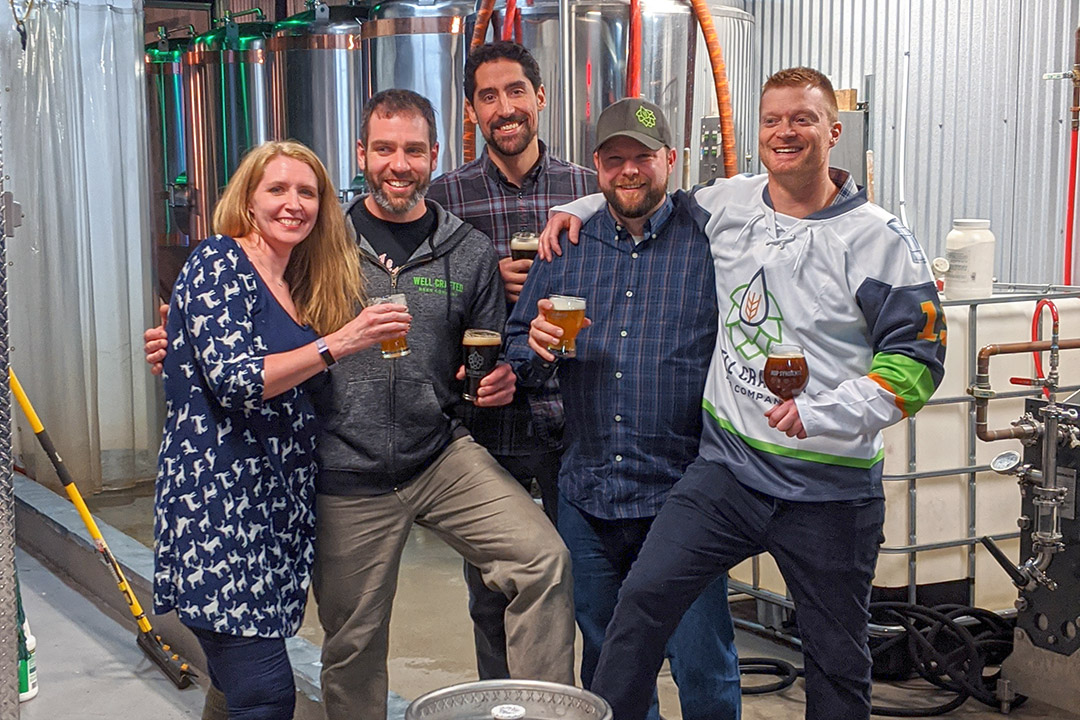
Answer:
[{"left": 426, "top": 41, "right": 596, "bottom": 681}]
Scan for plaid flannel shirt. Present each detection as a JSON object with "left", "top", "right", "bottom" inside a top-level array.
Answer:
[{"left": 427, "top": 143, "right": 597, "bottom": 456}]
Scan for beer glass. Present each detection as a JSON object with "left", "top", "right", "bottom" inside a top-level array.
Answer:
[
  {"left": 510, "top": 231, "right": 540, "bottom": 261},
  {"left": 372, "top": 293, "right": 410, "bottom": 358},
  {"left": 462, "top": 329, "right": 502, "bottom": 401},
  {"left": 764, "top": 344, "right": 809, "bottom": 400},
  {"left": 546, "top": 295, "right": 586, "bottom": 358}
]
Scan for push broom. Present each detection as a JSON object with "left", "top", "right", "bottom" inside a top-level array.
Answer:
[{"left": 8, "top": 368, "right": 194, "bottom": 689}]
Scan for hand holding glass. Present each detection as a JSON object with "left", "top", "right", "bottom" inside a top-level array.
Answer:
[
  {"left": 372, "top": 294, "right": 410, "bottom": 358},
  {"left": 462, "top": 329, "right": 501, "bottom": 401},
  {"left": 545, "top": 295, "right": 586, "bottom": 358},
  {"left": 764, "top": 344, "right": 809, "bottom": 400}
]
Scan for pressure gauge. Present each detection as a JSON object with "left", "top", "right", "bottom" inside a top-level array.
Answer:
[{"left": 991, "top": 450, "right": 1023, "bottom": 475}]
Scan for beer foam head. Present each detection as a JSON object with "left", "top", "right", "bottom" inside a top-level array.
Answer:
[
  {"left": 510, "top": 233, "right": 539, "bottom": 250},
  {"left": 549, "top": 294, "right": 586, "bottom": 311},
  {"left": 463, "top": 329, "right": 502, "bottom": 346},
  {"left": 768, "top": 344, "right": 804, "bottom": 359}
]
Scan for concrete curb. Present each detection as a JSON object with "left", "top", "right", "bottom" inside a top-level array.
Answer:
[{"left": 13, "top": 474, "right": 411, "bottom": 719}]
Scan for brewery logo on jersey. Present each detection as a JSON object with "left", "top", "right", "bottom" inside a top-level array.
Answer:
[{"left": 724, "top": 267, "right": 785, "bottom": 361}]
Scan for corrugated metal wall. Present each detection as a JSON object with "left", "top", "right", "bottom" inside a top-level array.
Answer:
[{"left": 749, "top": 0, "right": 1080, "bottom": 285}]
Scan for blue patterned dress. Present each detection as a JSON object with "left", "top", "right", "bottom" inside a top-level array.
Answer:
[{"left": 153, "top": 234, "right": 320, "bottom": 638}]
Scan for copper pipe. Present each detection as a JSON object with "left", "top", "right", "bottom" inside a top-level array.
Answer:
[
  {"left": 972, "top": 337, "right": 1080, "bottom": 441},
  {"left": 463, "top": 0, "right": 498, "bottom": 163},
  {"left": 688, "top": 0, "right": 737, "bottom": 177}
]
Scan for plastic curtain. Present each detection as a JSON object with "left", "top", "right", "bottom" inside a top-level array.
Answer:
[{"left": 0, "top": 0, "right": 160, "bottom": 494}]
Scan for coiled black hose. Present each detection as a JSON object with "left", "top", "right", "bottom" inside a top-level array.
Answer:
[
  {"left": 737, "top": 602, "right": 1024, "bottom": 715},
  {"left": 867, "top": 602, "right": 1024, "bottom": 717}
]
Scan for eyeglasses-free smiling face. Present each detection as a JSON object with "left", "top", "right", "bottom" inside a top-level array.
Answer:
[
  {"left": 357, "top": 110, "right": 439, "bottom": 221},
  {"left": 466, "top": 58, "right": 546, "bottom": 159},
  {"left": 593, "top": 135, "right": 674, "bottom": 223},
  {"left": 247, "top": 155, "right": 320, "bottom": 249},
  {"left": 758, "top": 84, "right": 841, "bottom": 183}
]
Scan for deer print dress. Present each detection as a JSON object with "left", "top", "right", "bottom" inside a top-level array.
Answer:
[{"left": 153, "top": 234, "right": 320, "bottom": 638}]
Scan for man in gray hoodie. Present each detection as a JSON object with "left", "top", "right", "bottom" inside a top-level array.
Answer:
[{"left": 314, "top": 89, "right": 574, "bottom": 720}]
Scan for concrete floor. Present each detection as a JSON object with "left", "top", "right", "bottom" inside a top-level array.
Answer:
[
  {"left": 17, "top": 548, "right": 206, "bottom": 719},
  {"left": 80, "top": 482, "right": 1076, "bottom": 719}
]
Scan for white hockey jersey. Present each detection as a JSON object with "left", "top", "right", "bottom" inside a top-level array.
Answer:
[{"left": 691, "top": 173, "right": 945, "bottom": 501}]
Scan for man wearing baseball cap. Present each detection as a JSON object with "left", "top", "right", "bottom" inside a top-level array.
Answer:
[{"left": 504, "top": 97, "right": 742, "bottom": 720}]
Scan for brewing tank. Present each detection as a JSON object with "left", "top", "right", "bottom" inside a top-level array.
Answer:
[
  {"left": 472, "top": 0, "right": 755, "bottom": 185},
  {"left": 269, "top": 2, "right": 370, "bottom": 200},
  {"left": 182, "top": 15, "right": 278, "bottom": 242},
  {"left": 145, "top": 29, "right": 194, "bottom": 297},
  {"left": 362, "top": 0, "right": 475, "bottom": 177}
]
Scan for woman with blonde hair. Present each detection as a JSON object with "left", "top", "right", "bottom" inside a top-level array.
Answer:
[{"left": 152, "top": 140, "right": 410, "bottom": 719}]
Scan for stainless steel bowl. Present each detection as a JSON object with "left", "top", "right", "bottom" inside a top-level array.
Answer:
[{"left": 405, "top": 680, "right": 613, "bottom": 720}]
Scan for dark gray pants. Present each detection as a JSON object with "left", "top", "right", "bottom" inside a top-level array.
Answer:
[{"left": 592, "top": 456, "right": 885, "bottom": 720}]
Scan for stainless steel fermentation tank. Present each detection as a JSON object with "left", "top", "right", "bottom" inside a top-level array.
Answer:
[
  {"left": 473, "top": 0, "right": 756, "bottom": 185},
  {"left": 268, "top": 3, "right": 370, "bottom": 199},
  {"left": 182, "top": 12, "right": 277, "bottom": 241},
  {"left": 145, "top": 28, "right": 194, "bottom": 297},
  {"left": 362, "top": 0, "right": 475, "bottom": 177}
]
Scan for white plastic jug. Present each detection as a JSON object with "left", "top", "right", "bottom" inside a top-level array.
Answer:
[{"left": 944, "top": 219, "right": 995, "bottom": 300}]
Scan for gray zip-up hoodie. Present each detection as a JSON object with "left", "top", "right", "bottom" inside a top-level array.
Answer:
[{"left": 314, "top": 197, "right": 505, "bottom": 495}]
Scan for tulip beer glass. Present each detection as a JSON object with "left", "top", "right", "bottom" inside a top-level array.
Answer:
[
  {"left": 546, "top": 295, "right": 586, "bottom": 358},
  {"left": 764, "top": 344, "right": 809, "bottom": 400}
]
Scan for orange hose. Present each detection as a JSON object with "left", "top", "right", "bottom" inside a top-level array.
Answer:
[
  {"left": 626, "top": 0, "right": 642, "bottom": 97},
  {"left": 688, "top": 0, "right": 737, "bottom": 177},
  {"left": 463, "top": 0, "right": 498, "bottom": 163}
]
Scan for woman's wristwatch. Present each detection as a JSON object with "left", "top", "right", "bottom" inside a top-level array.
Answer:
[{"left": 315, "top": 337, "right": 337, "bottom": 369}]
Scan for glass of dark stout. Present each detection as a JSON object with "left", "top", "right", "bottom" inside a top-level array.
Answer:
[{"left": 763, "top": 344, "right": 809, "bottom": 400}]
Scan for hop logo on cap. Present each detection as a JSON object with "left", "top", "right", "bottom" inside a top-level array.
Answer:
[{"left": 636, "top": 105, "right": 657, "bottom": 128}]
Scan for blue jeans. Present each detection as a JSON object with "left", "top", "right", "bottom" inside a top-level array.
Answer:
[
  {"left": 591, "top": 458, "right": 885, "bottom": 720},
  {"left": 188, "top": 626, "right": 295, "bottom": 720},
  {"left": 558, "top": 494, "right": 741, "bottom": 720}
]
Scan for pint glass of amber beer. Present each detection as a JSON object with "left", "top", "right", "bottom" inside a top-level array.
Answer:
[
  {"left": 462, "top": 329, "right": 502, "bottom": 401},
  {"left": 764, "top": 344, "right": 809, "bottom": 400},
  {"left": 510, "top": 232, "right": 540, "bottom": 261},
  {"left": 372, "top": 293, "right": 410, "bottom": 359},
  {"left": 546, "top": 295, "right": 587, "bottom": 358}
]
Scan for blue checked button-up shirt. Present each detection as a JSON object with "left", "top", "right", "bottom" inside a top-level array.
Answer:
[
  {"left": 505, "top": 194, "right": 718, "bottom": 520},
  {"left": 428, "top": 143, "right": 597, "bottom": 456}
]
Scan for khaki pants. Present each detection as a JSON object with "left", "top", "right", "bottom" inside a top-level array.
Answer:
[{"left": 313, "top": 436, "right": 575, "bottom": 720}]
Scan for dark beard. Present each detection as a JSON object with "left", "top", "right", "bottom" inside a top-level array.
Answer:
[
  {"left": 604, "top": 182, "right": 667, "bottom": 219},
  {"left": 484, "top": 116, "right": 534, "bottom": 157}
]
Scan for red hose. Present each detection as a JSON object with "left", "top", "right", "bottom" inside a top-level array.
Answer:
[
  {"left": 500, "top": 0, "right": 517, "bottom": 41},
  {"left": 688, "top": 0, "right": 737, "bottom": 177},
  {"left": 626, "top": 0, "right": 642, "bottom": 98},
  {"left": 1066, "top": 128, "right": 1078, "bottom": 286},
  {"left": 1031, "top": 299, "right": 1059, "bottom": 399}
]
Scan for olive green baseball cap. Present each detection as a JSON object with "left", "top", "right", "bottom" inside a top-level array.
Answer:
[{"left": 593, "top": 98, "right": 672, "bottom": 153}]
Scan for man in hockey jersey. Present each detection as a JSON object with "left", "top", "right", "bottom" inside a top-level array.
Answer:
[{"left": 545, "top": 67, "right": 947, "bottom": 720}]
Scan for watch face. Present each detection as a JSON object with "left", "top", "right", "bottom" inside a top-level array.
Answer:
[{"left": 991, "top": 450, "right": 1022, "bottom": 474}]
